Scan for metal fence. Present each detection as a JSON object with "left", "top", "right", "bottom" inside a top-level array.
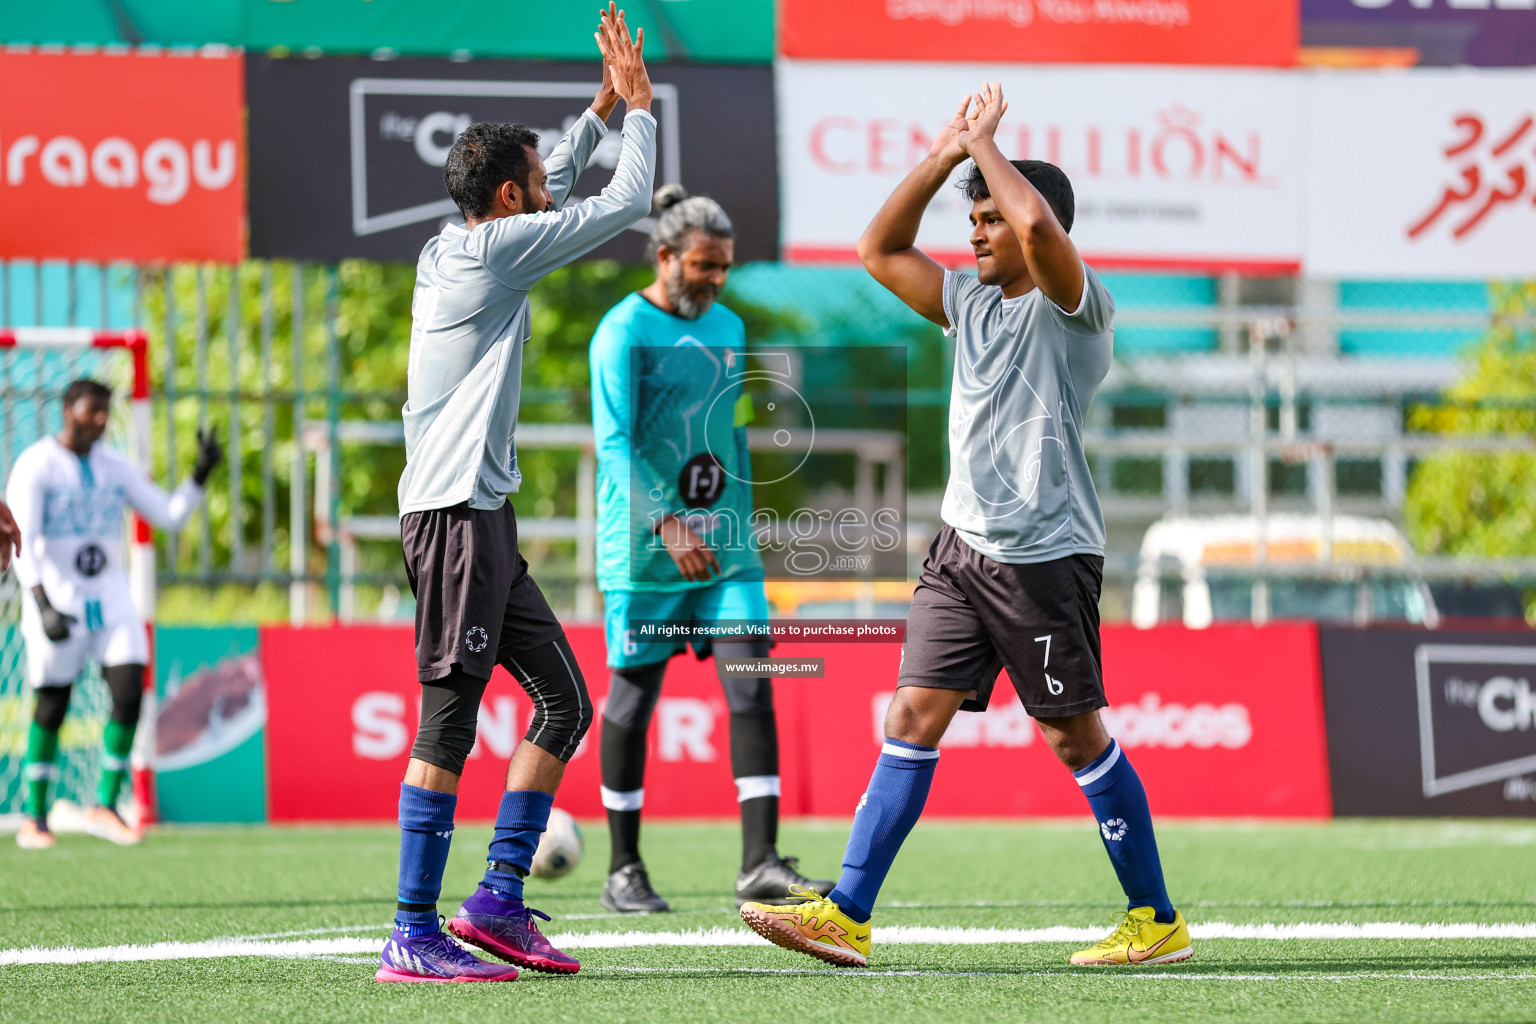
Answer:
[{"left": 3, "top": 259, "right": 1533, "bottom": 625}]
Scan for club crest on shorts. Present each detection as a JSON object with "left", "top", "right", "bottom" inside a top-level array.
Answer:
[{"left": 465, "top": 626, "right": 489, "bottom": 653}]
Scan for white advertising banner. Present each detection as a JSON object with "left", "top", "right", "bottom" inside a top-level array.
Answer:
[
  {"left": 777, "top": 61, "right": 1304, "bottom": 274},
  {"left": 1304, "top": 70, "right": 1536, "bottom": 280}
]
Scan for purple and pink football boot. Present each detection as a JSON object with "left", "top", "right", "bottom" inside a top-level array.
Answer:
[
  {"left": 446, "top": 887, "right": 581, "bottom": 975},
  {"left": 375, "top": 926, "right": 520, "bottom": 983}
]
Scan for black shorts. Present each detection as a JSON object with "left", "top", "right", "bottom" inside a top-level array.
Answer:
[
  {"left": 899, "top": 525, "right": 1106, "bottom": 718},
  {"left": 400, "top": 501, "right": 565, "bottom": 683}
]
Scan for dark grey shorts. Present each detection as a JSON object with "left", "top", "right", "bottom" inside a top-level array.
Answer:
[
  {"left": 898, "top": 526, "right": 1106, "bottom": 718},
  {"left": 400, "top": 501, "right": 565, "bottom": 683}
]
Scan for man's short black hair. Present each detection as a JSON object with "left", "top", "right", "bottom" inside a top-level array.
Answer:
[
  {"left": 62, "top": 379, "right": 111, "bottom": 407},
  {"left": 959, "top": 159, "right": 1075, "bottom": 234},
  {"left": 443, "top": 122, "right": 542, "bottom": 220}
]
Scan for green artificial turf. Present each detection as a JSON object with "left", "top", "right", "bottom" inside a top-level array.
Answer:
[{"left": 2, "top": 818, "right": 1534, "bottom": 1023}]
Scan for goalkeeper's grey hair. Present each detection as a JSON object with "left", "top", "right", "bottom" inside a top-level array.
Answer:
[{"left": 646, "top": 184, "right": 734, "bottom": 263}]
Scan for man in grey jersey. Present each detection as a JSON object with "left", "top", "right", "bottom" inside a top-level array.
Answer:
[
  {"left": 378, "top": 6, "right": 657, "bottom": 984},
  {"left": 740, "top": 84, "right": 1190, "bottom": 971}
]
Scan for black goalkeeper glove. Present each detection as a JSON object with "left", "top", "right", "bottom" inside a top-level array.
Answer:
[
  {"left": 32, "top": 586, "right": 75, "bottom": 642},
  {"left": 192, "top": 428, "right": 224, "bottom": 487}
]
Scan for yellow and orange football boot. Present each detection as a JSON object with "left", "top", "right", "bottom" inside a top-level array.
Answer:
[
  {"left": 740, "top": 886, "right": 870, "bottom": 967},
  {"left": 1070, "top": 907, "right": 1193, "bottom": 966}
]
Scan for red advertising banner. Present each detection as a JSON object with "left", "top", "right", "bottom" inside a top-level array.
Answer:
[
  {"left": 779, "top": 0, "right": 1298, "bottom": 66},
  {"left": 0, "top": 50, "right": 245, "bottom": 263},
  {"left": 262, "top": 625, "right": 799, "bottom": 823},
  {"left": 263, "top": 622, "right": 1329, "bottom": 822}
]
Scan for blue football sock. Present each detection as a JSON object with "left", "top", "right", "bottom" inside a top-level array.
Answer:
[
  {"left": 828, "top": 738, "right": 939, "bottom": 924},
  {"left": 481, "top": 789, "right": 554, "bottom": 902},
  {"left": 395, "top": 783, "right": 457, "bottom": 934},
  {"left": 1074, "top": 739, "right": 1174, "bottom": 924}
]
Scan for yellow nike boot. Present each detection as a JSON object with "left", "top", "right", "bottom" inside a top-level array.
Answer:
[
  {"left": 740, "top": 886, "right": 871, "bottom": 967},
  {"left": 1070, "top": 907, "right": 1193, "bottom": 966}
]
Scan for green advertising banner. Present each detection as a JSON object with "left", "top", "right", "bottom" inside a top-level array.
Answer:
[
  {"left": 2, "top": 0, "right": 773, "bottom": 62},
  {"left": 0, "top": 0, "right": 236, "bottom": 48},
  {"left": 154, "top": 626, "right": 266, "bottom": 823}
]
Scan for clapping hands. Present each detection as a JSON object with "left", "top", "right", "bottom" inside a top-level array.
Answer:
[
  {"left": 595, "top": 4, "right": 652, "bottom": 114},
  {"left": 955, "top": 82, "right": 1008, "bottom": 156}
]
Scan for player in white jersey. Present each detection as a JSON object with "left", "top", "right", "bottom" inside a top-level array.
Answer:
[{"left": 7, "top": 379, "right": 221, "bottom": 850}]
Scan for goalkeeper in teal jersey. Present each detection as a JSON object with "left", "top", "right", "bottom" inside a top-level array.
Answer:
[{"left": 590, "top": 186, "right": 834, "bottom": 913}]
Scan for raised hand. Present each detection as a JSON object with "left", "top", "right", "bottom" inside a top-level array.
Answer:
[
  {"left": 928, "top": 93, "right": 974, "bottom": 169},
  {"left": 591, "top": 46, "right": 620, "bottom": 121},
  {"left": 957, "top": 81, "right": 1008, "bottom": 155},
  {"left": 595, "top": 4, "right": 652, "bottom": 114},
  {"left": 192, "top": 427, "right": 224, "bottom": 487}
]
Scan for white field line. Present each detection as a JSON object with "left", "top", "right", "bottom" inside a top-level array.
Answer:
[
  {"left": 210, "top": 924, "right": 390, "bottom": 942},
  {"left": 593, "top": 966, "right": 1536, "bottom": 982},
  {"left": 5, "top": 922, "right": 1536, "bottom": 967},
  {"left": 886, "top": 899, "right": 1536, "bottom": 910},
  {"left": 236, "top": 957, "right": 1536, "bottom": 982},
  {"left": 163, "top": 958, "right": 1536, "bottom": 983},
  {"left": 0, "top": 937, "right": 384, "bottom": 965},
  {"left": 575, "top": 900, "right": 1536, "bottom": 917}
]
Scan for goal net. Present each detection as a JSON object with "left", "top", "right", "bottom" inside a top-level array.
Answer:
[{"left": 0, "top": 329, "right": 152, "bottom": 827}]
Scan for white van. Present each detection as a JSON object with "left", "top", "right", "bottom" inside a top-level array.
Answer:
[{"left": 1130, "top": 514, "right": 1439, "bottom": 629}]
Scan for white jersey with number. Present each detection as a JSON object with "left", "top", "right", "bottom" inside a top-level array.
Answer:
[{"left": 6, "top": 436, "right": 202, "bottom": 684}]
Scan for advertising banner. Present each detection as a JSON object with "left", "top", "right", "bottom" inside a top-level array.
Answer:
[
  {"left": 778, "top": 61, "right": 1303, "bottom": 274},
  {"left": 1321, "top": 627, "right": 1536, "bottom": 817},
  {"left": 262, "top": 622, "right": 1329, "bottom": 822},
  {"left": 154, "top": 626, "right": 266, "bottom": 824},
  {"left": 0, "top": 1, "right": 773, "bottom": 63},
  {"left": 0, "top": 50, "right": 245, "bottom": 263},
  {"left": 1302, "top": 0, "right": 1536, "bottom": 67},
  {"left": 242, "top": 0, "right": 774, "bottom": 64},
  {"left": 779, "top": 0, "right": 1297, "bottom": 66},
  {"left": 0, "top": 1, "right": 237, "bottom": 52},
  {"left": 805, "top": 623, "right": 1330, "bottom": 819},
  {"left": 1303, "top": 70, "right": 1536, "bottom": 280},
  {"left": 246, "top": 56, "right": 779, "bottom": 263},
  {"left": 262, "top": 624, "right": 816, "bottom": 822}
]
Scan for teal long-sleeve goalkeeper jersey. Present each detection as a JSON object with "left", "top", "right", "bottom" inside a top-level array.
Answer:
[{"left": 590, "top": 292, "right": 764, "bottom": 593}]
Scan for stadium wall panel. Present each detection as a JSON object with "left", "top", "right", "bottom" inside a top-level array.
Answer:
[
  {"left": 1320, "top": 627, "right": 1536, "bottom": 817},
  {"left": 1302, "top": 0, "right": 1536, "bottom": 67},
  {"left": 245, "top": 56, "right": 780, "bottom": 263},
  {"left": 153, "top": 626, "right": 267, "bottom": 824},
  {"left": 259, "top": 623, "right": 1331, "bottom": 822},
  {"left": 0, "top": 50, "right": 246, "bottom": 264}
]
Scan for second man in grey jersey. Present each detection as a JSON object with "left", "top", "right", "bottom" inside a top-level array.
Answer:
[
  {"left": 740, "top": 83, "right": 1189, "bottom": 971},
  {"left": 379, "top": 6, "right": 657, "bottom": 984}
]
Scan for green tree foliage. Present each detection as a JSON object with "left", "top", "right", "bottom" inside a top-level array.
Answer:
[
  {"left": 140, "top": 258, "right": 810, "bottom": 596},
  {"left": 1403, "top": 282, "right": 1536, "bottom": 560}
]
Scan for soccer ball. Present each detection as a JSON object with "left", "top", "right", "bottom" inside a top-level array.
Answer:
[{"left": 530, "top": 808, "right": 583, "bottom": 880}]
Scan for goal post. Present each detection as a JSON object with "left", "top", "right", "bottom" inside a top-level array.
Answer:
[{"left": 0, "top": 327, "right": 159, "bottom": 827}]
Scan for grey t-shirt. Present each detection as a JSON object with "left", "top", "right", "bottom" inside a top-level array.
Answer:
[
  {"left": 940, "top": 263, "right": 1114, "bottom": 564},
  {"left": 398, "top": 108, "right": 657, "bottom": 515}
]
